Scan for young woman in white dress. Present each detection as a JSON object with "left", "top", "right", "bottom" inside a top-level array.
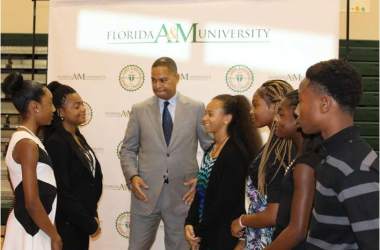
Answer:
[{"left": 2, "top": 72, "right": 62, "bottom": 250}]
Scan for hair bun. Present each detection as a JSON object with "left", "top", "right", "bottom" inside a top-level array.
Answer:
[
  {"left": 1, "top": 72, "right": 24, "bottom": 97},
  {"left": 47, "top": 81, "right": 64, "bottom": 94}
]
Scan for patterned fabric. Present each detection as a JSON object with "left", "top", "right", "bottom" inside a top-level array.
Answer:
[
  {"left": 196, "top": 150, "right": 216, "bottom": 222},
  {"left": 306, "top": 126, "right": 379, "bottom": 250},
  {"left": 245, "top": 152, "right": 274, "bottom": 250},
  {"left": 245, "top": 176, "right": 274, "bottom": 250}
]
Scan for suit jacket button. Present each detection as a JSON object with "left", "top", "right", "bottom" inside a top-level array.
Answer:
[{"left": 166, "top": 153, "right": 170, "bottom": 157}]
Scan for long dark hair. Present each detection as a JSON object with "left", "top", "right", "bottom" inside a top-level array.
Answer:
[
  {"left": 213, "top": 94, "right": 262, "bottom": 162},
  {"left": 1, "top": 72, "right": 45, "bottom": 117},
  {"left": 43, "top": 81, "right": 76, "bottom": 140}
]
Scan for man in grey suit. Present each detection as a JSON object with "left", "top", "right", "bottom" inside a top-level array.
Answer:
[{"left": 120, "top": 57, "right": 212, "bottom": 250}]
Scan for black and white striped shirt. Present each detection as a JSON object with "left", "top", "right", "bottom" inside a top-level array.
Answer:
[{"left": 306, "top": 126, "right": 379, "bottom": 250}]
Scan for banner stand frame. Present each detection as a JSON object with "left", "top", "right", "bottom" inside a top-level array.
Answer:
[{"left": 31, "top": 0, "right": 49, "bottom": 81}]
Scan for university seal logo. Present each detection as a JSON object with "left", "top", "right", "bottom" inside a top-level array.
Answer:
[
  {"left": 225, "top": 65, "right": 254, "bottom": 92},
  {"left": 80, "top": 101, "right": 93, "bottom": 126},
  {"left": 115, "top": 211, "right": 130, "bottom": 239},
  {"left": 119, "top": 65, "right": 144, "bottom": 91}
]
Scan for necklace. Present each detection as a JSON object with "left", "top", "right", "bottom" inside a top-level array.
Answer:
[
  {"left": 210, "top": 136, "right": 229, "bottom": 158},
  {"left": 17, "top": 125, "right": 39, "bottom": 139},
  {"left": 74, "top": 134, "right": 96, "bottom": 176},
  {"left": 82, "top": 147, "right": 96, "bottom": 176},
  {"left": 284, "top": 158, "right": 297, "bottom": 175}
]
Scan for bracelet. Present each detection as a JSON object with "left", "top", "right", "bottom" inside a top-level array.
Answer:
[{"left": 238, "top": 214, "right": 246, "bottom": 228}]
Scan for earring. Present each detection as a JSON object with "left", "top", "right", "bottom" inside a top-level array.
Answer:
[
  {"left": 58, "top": 111, "right": 64, "bottom": 121},
  {"left": 36, "top": 110, "right": 39, "bottom": 113}
]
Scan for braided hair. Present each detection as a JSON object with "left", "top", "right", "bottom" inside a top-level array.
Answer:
[{"left": 255, "top": 79, "right": 294, "bottom": 195}]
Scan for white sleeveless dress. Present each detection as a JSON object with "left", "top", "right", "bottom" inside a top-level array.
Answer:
[{"left": 3, "top": 131, "right": 57, "bottom": 250}]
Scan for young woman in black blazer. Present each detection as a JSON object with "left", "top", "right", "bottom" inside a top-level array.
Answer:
[
  {"left": 44, "top": 82, "right": 103, "bottom": 250},
  {"left": 184, "top": 94, "right": 261, "bottom": 250}
]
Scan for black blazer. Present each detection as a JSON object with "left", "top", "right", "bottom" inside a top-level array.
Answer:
[
  {"left": 44, "top": 125, "right": 103, "bottom": 236},
  {"left": 185, "top": 138, "right": 249, "bottom": 250}
]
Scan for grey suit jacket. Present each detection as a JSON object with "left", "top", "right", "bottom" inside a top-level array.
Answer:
[{"left": 120, "top": 93, "right": 212, "bottom": 215}]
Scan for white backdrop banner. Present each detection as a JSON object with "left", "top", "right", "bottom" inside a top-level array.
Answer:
[{"left": 48, "top": 0, "right": 339, "bottom": 249}]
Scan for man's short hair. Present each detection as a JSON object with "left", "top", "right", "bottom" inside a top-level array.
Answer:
[
  {"left": 152, "top": 57, "right": 178, "bottom": 74},
  {"left": 306, "top": 59, "right": 362, "bottom": 115}
]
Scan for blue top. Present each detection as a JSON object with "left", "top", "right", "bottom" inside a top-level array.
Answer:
[{"left": 196, "top": 149, "right": 216, "bottom": 222}]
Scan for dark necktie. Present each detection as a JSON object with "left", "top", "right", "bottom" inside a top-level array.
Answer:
[{"left": 162, "top": 101, "right": 173, "bottom": 146}]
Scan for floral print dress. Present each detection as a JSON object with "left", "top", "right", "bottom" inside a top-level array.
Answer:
[
  {"left": 244, "top": 151, "right": 276, "bottom": 250},
  {"left": 245, "top": 175, "right": 274, "bottom": 249}
]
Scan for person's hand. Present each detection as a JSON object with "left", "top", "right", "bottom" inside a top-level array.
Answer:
[
  {"left": 184, "top": 225, "right": 200, "bottom": 250},
  {"left": 183, "top": 177, "right": 197, "bottom": 205},
  {"left": 131, "top": 176, "right": 149, "bottom": 202},
  {"left": 51, "top": 234, "right": 63, "bottom": 250},
  {"left": 233, "top": 239, "right": 245, "bottom": 250},
  {"left": 231, "top": 216, "right": 245, "bottom": 238},
  {"left": 91, "top": 217, "right": 101, "bottom": 238}
]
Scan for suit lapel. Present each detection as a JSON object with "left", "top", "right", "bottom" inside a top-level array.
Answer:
[
  {"left": 58, "top": 127, "right": 94, "bottom": 177},
  {"left": 147, "top": 96, "right": 167, "bottom": 148}
]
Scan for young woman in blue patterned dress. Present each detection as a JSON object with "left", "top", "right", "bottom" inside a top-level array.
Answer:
[
  {"left": 185, "top": 95, "right": 261, "bottom": 250},
  {"left": 231, "top": 80, "right": 294, "bottom": 250}
]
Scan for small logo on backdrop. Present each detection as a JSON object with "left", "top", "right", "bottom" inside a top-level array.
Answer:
[
  {"left": 115, "top": 211, "right": 130, "bottom": 239},
  {"left": 179, "top": 72, "right": 211, "bottom": 81},
  {"left": 267, "top": 73, "right": 303, "bottom": 83},
  {"left": 104, "top": 183, "right": 128, "bottom": 191},
  {"left": 57, "top": 73, "right": 106, "bottom": 81},
  {"left": 117, "top": 140, "right": 123, "bottom": 159},
  {"left": 225, "top": 65, "right": 254, "bottom": 92},
  {"left": 80, "top": 102, "right": 93, "bottom": 126},
  {"left": 119, "top": 65, "right": 144, "bottom": 91},
  {"left": 105, "top": 110, "right": 131, "bottom": 118}
]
